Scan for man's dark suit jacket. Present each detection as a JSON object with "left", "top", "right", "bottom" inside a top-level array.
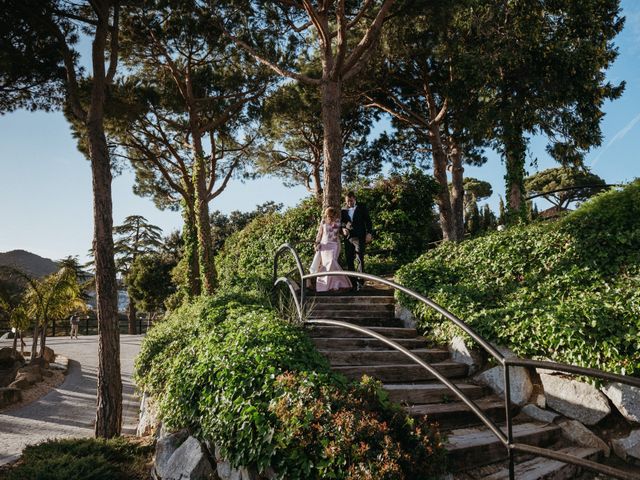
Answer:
[{"left": 341, "top": 204, "right": 373, "bottom": 239}]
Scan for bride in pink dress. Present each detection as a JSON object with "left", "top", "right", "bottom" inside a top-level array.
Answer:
[{"left": 309, "top": 207, "right": 352, "bottom": 292}]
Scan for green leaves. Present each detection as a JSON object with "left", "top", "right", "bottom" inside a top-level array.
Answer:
[
  {"left": 397, "top": 181, "right": 640, "bottom": 375},
  {"left": 136, "top": 292, "right": 446, "bottom": 478}
]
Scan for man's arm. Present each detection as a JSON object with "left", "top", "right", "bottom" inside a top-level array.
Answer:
[{"left": 364, "top": 205, "right": 373, "bottom": 235}]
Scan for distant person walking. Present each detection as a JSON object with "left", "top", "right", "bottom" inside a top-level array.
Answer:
[{"left": 70, "top": 314, "right": 80, "bottom": 339}]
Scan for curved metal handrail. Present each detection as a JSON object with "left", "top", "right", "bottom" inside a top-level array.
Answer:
[
  {"left": 274, "top": 277, "right": 303, "bottom": 321},
  {"left": 273, "top": 244, "right": 640, "bottom": 480},
  {"left": 303, "top": 270, "right": 506, "bottom": 364},
  {"left": 307, "top": 318, "right": 508, "bottom": 445},
  {"left": 273, "top": 243, "right": 307, "bottom": 308}
]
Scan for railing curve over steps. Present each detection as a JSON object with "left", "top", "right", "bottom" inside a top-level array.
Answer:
[{"left": 273, "top": 242, "right": 640, "bottom": 480}]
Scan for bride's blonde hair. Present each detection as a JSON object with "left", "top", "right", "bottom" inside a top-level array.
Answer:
[{"left": 324, "top": 207, "right": 339, "bottom": 222}]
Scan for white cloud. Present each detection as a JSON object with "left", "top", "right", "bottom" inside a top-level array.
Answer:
[{"left": 591, "top": 112, "right": 640, "bottom": 166}]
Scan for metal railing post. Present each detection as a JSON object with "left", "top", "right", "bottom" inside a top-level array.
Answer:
[
  {"left": 273, "top": 245, "right": 640, "bottom": 480},
  {"left": 503, "top": 365, "right": 515, "bottom": 480}
]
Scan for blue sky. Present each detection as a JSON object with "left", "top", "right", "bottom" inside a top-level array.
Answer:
[{"left": 1, "top": 1, "right": 639, "bottom": 263}]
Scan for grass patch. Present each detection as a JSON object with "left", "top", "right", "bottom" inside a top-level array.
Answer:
[{"left": 0, "top": 437, "right": 154, "bottom": 480}]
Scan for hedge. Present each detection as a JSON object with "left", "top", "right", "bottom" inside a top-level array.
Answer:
[{"left": 396, "top": 181, "right": 640, "bottom": 376}]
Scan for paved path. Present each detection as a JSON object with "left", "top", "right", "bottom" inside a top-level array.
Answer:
[{"left": 0, "top": 335, "right": 143, "bottom": 465}]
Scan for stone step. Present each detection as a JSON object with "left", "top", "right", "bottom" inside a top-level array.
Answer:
[
  {"left": 484, "top": 446, "right": 602, "bottom": 480},
  {"left": 312, "top": 337, "right": 429, "bottom": 351},
  {"left": 407, "top": 397, "right": 507, "bottom": 429},
  {"left": 308, "top": 303, "right": 394, "bottom": 312},
  {"left": 307, "top": 295, "right": 394, "bottom": 305},
  {"left": 307, "top": 316, "right": 403, "bottom": 327},
  {"left": 384, "top": 382, "right": 487, "bottom": 405},
  {"left": 446, "top": 422, "right": 561, "bottom": 471},
  {"left": 334, "top": 362, "right": 468, "bottom": 383},
  {"left": 308, "top": 311, "right": 395, "bottom": 320},
  {"left": 307, "top": 325, "right": 418, "bottom": 338},
  {"left": 320, "top": 348, "right": 450, "bottom": 366}
]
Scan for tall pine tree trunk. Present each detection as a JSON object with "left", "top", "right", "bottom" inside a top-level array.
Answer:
[
  {"left": 127, "top": 297, "right": 137, "bottom": 335},
  {"left": 193, "top": 152, "right": 216, "bottom": 295},
  {"left": 503, "top": 132, "right": 527, "bottom": 223},
  {"left": 182, "top": 206, "right": 201, "bottom": 296},
  {"left": 321, "top": 79, "right": 343, "bottom": 210},
  {"left": 89, "top": 7, "right": 122, "bottom": 438},
  {"left": 449, "top": 141, "right": 465, "bottom": 242},
  {"left": 424, "top": 82, "right": 456, "bottom": 241}
]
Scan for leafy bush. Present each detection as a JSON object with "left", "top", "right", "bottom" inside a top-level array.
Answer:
[
  {"left": 2, "top": 437, "right": 153, "bottom": 480},
  {"left": 136, "top": 297, "right": 446, "bottom": 479},
  {"left": 347, "top": 170, "right": 441, "bottom": 275},
  {"left": 216, "top": 198, "right": 320, "bottom": 291},
  {"left": 396, "top": 182, "right": 640, "bottom": 375},
  {"left": 216, "top": 171, "right": 441, "bottom": 290}
]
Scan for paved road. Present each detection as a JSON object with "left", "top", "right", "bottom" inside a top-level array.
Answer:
[{"left": 0, "top": 335, "right": 143, "bottom": 465}]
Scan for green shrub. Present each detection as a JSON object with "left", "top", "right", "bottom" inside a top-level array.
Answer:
[
  {"left": 2, "top": 437, "right": 153, "bottom": 480},
  {"left": 217, "top": 171, "right": 441, "bottom": 290},
  {"left": 134, "top": 290, "right": 266, "bottom": 395},
  {"left": 396, "top": 182, "right": 640, "bottom": 375},
  {"left": 216, "top": 198, "right": 320, "bottom": 290},
  {"left": 347, "top": 170, "right": 441, "bottom": 275},
  {"left": 136, "top": 297, "right": 446, "bottom": 479}
]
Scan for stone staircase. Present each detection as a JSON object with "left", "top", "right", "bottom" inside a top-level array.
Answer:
[{"left": 305, "top": 287, "right": 606, "bottom": 479}]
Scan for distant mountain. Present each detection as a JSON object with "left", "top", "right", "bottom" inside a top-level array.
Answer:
[{"left": 0, "top": 250, "right": 59, "bottom": 278}]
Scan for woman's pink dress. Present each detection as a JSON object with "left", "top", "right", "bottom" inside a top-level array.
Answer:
[{"left": 310, "top": 220, "right": 352, "bottom": 292}]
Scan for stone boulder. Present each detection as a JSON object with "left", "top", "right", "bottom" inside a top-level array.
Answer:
[
  {"left": 42, "top": 346, "right": 56, "bottom": 363},
  {"left": 395, "top": 305, "right": 417, "bottom": 329},
  {"left": 0, "top": 347, "right": 15, "bottom": 363},
  {"left": 214, "top": 444, "right": 265, "bottom": 480},
  {"left": 521, "top": 404, "right": 560, "bottom": 424},
  {"left": 137, "top": 392, "right": 160, "bottom": 437},
  {"left": 611, "top": 429, "right": 640, "bottom": 462},
  {"left": 602, "top": 383, "right": 640, "bottom": 424},
  {"left": 0, "top": 387, "right": 22, "bottom": 408},
  {"left": 557, "top": 419, "right": 610, "bottom": 457},
  {"left": 0, "top": 348, "right": 25, "bottom": 388},
  {"left": 539, "top": 373, "right": 611, "bottom": 425},
  {"left": 9, "top": 377, "right": 31, "bottom": 390},
  {"left": 449, "top": 336, "right": 485, "bottom": 375},
  {"left": 475, "top": 362, "right": 533, "bottom": 406},
  {"left": 161, "top": 436, "right": 215, "bottom": 480},
  {"left": 153, "top": 428, "right": 189, "bottom": 480},
  {"left": 16, "top": 366, "right": 42, "bottom": 384}
]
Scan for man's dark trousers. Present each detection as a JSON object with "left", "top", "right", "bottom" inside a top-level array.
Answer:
[{"left": 345, "top": 236, "right": 366, "bottom": 288}]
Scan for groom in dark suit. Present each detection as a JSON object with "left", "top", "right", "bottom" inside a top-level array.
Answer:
[{"left": 341, "top": 191, "right": 373, "bottom": 291}]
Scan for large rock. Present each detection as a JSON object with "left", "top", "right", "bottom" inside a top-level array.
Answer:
[
  {"left": 0, "top": 387, "right": 22, "bottom": 408},
  {"left": 449, "top": 336, "right": 485, "bottom": 375},
  {"left": 557, "top": 419, "right": 610, "bottom": 457},
  {"left": 611, "top": 429, "right": 640, "bottom": 462},
  {"left": 602, "top": 382, "right": 640, "bottom": 424},
  {"left": 395, "top": 305, "right": 417, "bottom": 329},
  {"left": 42, "top": 346, "right": 55, "bottom": 363},
  {"left": 539, "top": 373, "right": 611, "bottom": 425},
  {"left": 0, "top": 348, "right": 25, "bottom": 388},
  {"left": 15, "top": 369, "right": 42, "bottom": 385},
  {"left": 521, "top": 404, "right": 560, "bottom": 424},
  {"left": 0, "top": 347, "right": 15, "bottom": 363},
  {"left": 9, "top": 377, "right": 31, "bottom": 390},
  {"left": 153, "top": 428, "right": 189, "bottom": 480},
  {"left": 214, "top": 445, "right": 265, "bottom": 480},
  {"left": 137, "top": 392, "right": 160, "bottom": 437},
  {"left": 475, "top": 358, "right": 533, "bottom": 406},
  {"left": 162, "top": 436, "right": 215, "bottom": 480}
]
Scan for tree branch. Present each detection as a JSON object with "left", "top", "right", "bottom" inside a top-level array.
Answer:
[
  {"left": 342, "top": 0, "right": 396, "bottom": 77},
  {"left": 222, "top": 29, "right": 321, "bottom": 86}
]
